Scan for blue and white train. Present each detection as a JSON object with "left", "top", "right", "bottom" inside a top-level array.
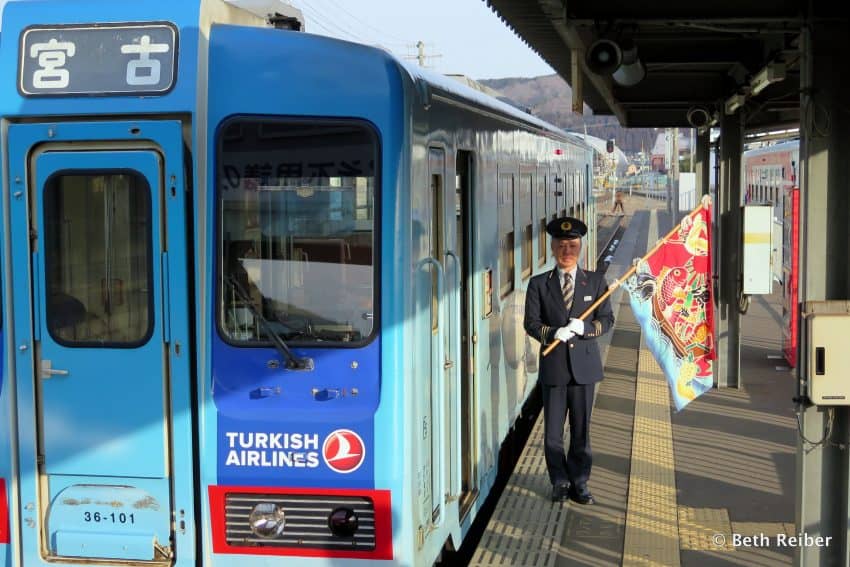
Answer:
[{"left": 0, "top": 1, "right": 595, "bottom": 565}]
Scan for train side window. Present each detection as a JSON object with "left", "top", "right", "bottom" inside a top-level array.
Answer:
[
  {"left": 537, "top": 174, "right": 547, "bottom": 267},
  {"left": 520, "top": 173, "right": 532, "bottom": 280},
  {"left": 498, "top": 173, "right": 515, "bottom": 298},
  {"left": 44, "top": 172, "right": 153, "bottom": 346}
]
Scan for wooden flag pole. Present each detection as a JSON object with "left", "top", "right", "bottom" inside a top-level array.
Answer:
[{"left": 541, "top": 195, "right": 711, "bottom": 358}]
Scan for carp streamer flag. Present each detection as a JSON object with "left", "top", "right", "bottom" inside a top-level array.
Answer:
[{"left": 625, "top": 205, "right": 715, "bottom": 411}]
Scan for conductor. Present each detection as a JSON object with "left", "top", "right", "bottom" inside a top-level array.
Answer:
[{"left": 523, "top": 216, "right": 615, "bottom": 504}]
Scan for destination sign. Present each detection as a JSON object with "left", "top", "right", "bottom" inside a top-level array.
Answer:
[{"left": 19, "top": 23, "right": 177, "bottom": 96}]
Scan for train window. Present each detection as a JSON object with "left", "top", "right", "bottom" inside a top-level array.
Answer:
[
  {"left": 498, "top": 174, "right": 515, "bottom": 298},
  {"left": 44, "top": 172, "right": 153, "bottom": 346},
  {"left": 521, "top": 224, "right": 533, "bottom": 279},
  {"left": 538, "top": 174, "right": 547, "bottom": 266},
  {"left": 431, "top": 170, "right": 443, "bottom": 334},
  {"left": 217, "top": 118, "right": 378, "bottom": 346},
  {"left": 500, "top": 232, "right": 515, "bottom": 298},
  {"left": 520, "top": 173, "right": 532, "bottom": 280}
]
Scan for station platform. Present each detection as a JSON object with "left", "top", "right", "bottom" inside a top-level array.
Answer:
[{"left": 470, "top": 203, "right": 796, "bottom": 566}]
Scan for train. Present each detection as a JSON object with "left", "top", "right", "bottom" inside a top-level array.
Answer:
[
  {"left": 741, "top": 139, "right": 800, "bottom": 367},
  {"left": 0, "top": 1, "right": 596, "bottom": 565}
]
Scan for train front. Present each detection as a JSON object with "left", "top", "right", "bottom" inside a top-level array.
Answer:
[
  {"left": 203, "top": 13, "right": 406, "bottom": 567},
  {"left": 0, "top": 1, "right": 408, "bottom": 566}
]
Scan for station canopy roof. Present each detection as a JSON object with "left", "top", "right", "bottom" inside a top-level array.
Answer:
[{"left": 483, "top": 0, "right": 837, "bottom": 128}]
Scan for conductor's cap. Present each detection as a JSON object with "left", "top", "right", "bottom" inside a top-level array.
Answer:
[{"left": 546, "top": 216, "right": 587, "bottom": 240}]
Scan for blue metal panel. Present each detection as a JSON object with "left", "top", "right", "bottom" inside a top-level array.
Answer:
[
  {"left": 6, "top": 120, "right": 196, "bottom": 566},
  {"left": 0, "top": 0, "right": 200, "bottom": 116},
  {"left": 55, "top": 531, "right": 154, "bottom": 562}
]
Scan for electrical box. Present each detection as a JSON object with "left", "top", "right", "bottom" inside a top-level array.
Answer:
[
  {"left": 805, "top": 301, "right": 850, "bottom": 405},
  {"left": 742, "top": 205, "right": 773, "bottom": 294}
]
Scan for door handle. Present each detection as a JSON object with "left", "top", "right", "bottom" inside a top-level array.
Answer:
[{"left": 41, "top": 359, "right": 69, "bottom": 379}]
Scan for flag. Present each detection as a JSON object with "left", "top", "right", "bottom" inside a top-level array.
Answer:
[{"left": 625, "top": 204, "right": 715, "bottom": 411}]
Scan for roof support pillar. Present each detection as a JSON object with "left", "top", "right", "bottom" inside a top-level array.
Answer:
[
  {"left": 796, "top": 20, "right": 850, "bottom": 567},
  {"left": 714, "top": 112, "right": 742, "bottom": 389}
]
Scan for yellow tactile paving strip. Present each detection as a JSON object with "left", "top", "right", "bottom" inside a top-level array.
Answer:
[{"left": 622, "top": 345, "right": 681, "bottom": 566}]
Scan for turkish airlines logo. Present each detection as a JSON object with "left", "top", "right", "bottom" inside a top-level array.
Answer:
[{"left": 322, "top": 429, "right": 366, "bottom": 474}]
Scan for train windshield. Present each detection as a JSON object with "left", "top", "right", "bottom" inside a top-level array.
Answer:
[{"left": 217, "top": 118, "right": 378, "bottom": 346}]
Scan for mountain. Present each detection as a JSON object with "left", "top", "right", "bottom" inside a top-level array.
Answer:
[{"left": 477, "top": 74, "right": 658, "bottom": 155}]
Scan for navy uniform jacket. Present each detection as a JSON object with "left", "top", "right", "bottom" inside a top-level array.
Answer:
[{"left": 523, "top": 267, "right": 615, "bottom": 385}]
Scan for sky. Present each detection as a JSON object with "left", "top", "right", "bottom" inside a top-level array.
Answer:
[{"left": 288, "top": 0, "right": 555, "bottom": 79}]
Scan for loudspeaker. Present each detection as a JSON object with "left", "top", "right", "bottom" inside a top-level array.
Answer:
[
  {"left": 686, "top": 107, "right": 712, "bottom": 129},
  {"left": 612, "top": 44, "right": 645, "bottom": 87},
  {"left": 586, "top": 39, "right": 622, "bottom": 75}
]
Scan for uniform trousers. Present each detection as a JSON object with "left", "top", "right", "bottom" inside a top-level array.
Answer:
[{"left": 541, "top": 380, "right": 595, "bottom": 487}]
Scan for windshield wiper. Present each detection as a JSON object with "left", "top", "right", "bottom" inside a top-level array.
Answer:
[{"left": 225, "top": 274, "right": 314, "bottom": 371}]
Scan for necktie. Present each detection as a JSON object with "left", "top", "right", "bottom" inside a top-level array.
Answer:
[{"left": 563, "top": 272, "right": 573, "bottom": 312}]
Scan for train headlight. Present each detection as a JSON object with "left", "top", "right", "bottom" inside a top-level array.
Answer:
[
  {"left": 328, "top": 507, "right": 359, "bottom": 537},
  {"left": 249, "top": 502, "right": 286, "bottom": 539}
]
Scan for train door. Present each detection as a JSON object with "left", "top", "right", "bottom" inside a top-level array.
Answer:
[
  {"left": 455, "top": 151, "right": 477, "bottom": 518},
  {"left": 7, "top": 122, "right": 195, "bottom": 566},
  {"left": 417, "top": 146, "right": 457, "bottom": 537}
]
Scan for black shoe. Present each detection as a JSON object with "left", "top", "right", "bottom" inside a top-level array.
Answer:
[
  {"left": 551, "top": 483, "right": 570, "bottom": 502},
  {"left": 569, "top": 484, "right": 595, "bottom": 505}
]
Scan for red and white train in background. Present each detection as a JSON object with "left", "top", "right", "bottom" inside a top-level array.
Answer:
[{"left": 742, "top": 139, "right": 800, "bottom": 368}]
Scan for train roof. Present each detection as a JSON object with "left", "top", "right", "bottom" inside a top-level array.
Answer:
[
  {"left": 393, "top": 51, "right": 583, "bottom": 147},
  {"left": 743, "top": 139, "right": 800, "bottom": 157}
]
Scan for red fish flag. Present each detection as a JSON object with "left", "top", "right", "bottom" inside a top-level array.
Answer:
[{"left": 624, "top": 199, "right": 715, "bottom": 410}]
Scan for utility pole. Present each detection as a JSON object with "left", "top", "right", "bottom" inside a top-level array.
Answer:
[{"left": 405, "top": 40, "right": 442, "bottom": 68}]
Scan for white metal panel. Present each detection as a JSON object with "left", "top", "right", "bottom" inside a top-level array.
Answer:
[{"left": 743, "top": 205, "right": 773, "bottom": 294}]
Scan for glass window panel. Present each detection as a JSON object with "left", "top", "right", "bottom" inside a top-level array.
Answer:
[
  {"left": 44, "top": 172, "right": 152, "bottom": 346},
  {"left": 218, "top": 119, "right": 378, "bottom": 345}
]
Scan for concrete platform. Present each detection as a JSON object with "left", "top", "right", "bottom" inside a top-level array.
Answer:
[{"left": 470, "top": 205, "right": 796, "bottom": 566}]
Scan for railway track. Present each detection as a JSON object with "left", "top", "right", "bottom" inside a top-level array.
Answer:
[{"left": 595, "top": 214, "right": 627, "bottom": 274}]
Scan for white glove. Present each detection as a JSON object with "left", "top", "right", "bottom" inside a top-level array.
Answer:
[
  {"left": 567, "top": 318, "right": 585, "bottom": 336},
  {"left": 554, "top": 326, "right": 574, "bottom": 343}
]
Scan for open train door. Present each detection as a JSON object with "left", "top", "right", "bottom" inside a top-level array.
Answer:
[{"left": 7, "top": 121, "right": 196, "bottom": 566}]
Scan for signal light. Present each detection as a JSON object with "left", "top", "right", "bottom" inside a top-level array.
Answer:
[
  {"left": 554, "top": 148, "right": 563, "bottom": 155},
  {"left": 606, "top": 139, "right": 615, "bottom": 153}
]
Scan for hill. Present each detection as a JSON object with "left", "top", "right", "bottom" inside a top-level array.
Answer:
[{"left": 478, "top": 74, "right": 657, "bottom": 155}]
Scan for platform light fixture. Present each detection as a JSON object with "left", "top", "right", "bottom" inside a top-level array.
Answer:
[
  {"left": 750, "top": 62, "right": 786, "bottom": 96},
  {"left": 724, "top": 93, "right": 747, "bottom": 115}
]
